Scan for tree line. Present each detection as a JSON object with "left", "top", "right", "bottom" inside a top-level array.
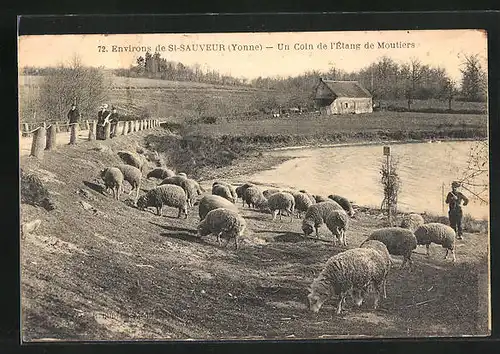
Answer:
[
  {"left": 106, "top": 51, "right": 487, "bottom": 108},
  {"left": 20, "top": 52, "right": 487, "bottom": 122}
]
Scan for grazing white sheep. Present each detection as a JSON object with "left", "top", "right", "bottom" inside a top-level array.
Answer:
[
  {"left": 294, "top": 192, "right": 315, "bottom": 218},
  {"left": 313, "top": 195, "right": 330, "bottom": 203},
  {"left": 160, "top": 176, "right": 197, "bottom": 207},
  {"left": 365, "top": 227, "right": 417, "bottom": 271},
  {"left": 243, "top": 186, "right": 268, "bottom": 210},
  {"left": 328, "top": 194, "right": 355, "bottom": 217},
  {"left": 198, "top": 195, "right": 239, "bottom": 220},
  {"left": 117, "top": 151, "right": 147, "bottom": 173},
  {"left": 299, "top": 190, "right": 316, "bottom": 205},
  {"left": 324, "top": 209, "right": 350, "bottom": 246},
  {"left": 197, "top": 208, "right": 247, "bottom": 249},
  {"left": 235, "top": 183, "right": 255, "bottom": 203},
  {"left": 100, "top": 167, "right": 124, "bottom": 200},
  {"left": 359, "top": 240, "right": 392, "bottom": 300},
  {"left": 136, "top": 184, "right": 188, "bottom": 218},
  {"left": 301, "top": 201, "right": 344, "bottom": 238},
  {"left": 212, "top": 183, "right": 235, "bottom": 203},
  {"left": 147, "top": 167, "right": 176, "bottom": 180},
  {"left": 400, "top": 213, "right": 425, "bottom": 232},
  {"left": 263, "top": 188, "right": 281, "bottom": 199},
  {"left": 307, "top": 248, "right": 390, "bottom": 314},
  {"left": 116, "top": 164, "right": 142, "bottom": 202},
  {"left": 213, "top": 181, "right": 237, "bottom": 201},
  {"left": 414, "top": 223, "right": 457, "bottom": 262},
  {"left": 265, "top": 192, "right": 295, "bottom": 222}
]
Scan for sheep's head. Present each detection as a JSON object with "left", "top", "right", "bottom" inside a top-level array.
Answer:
[
  {"left": 197, "top": 221, "right": 210, "bottom": 237},
  {"left": 307, "top": 289, "right": 326, "bottom": 313},
  {"left": 99, "top": 168, "right": 107, "bottom": 178},
  {"left": 136, "top": 195, "right": 148, "bottom": 210},
  {"left": 302, "top": 221, "right": 314, "bottom": 236},
  {"left": 349, "top": 288, "right": 365, "bottom": 307}
]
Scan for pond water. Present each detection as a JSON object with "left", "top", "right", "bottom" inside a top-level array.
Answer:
[{"left": 248, "top": 141, "right": 489, "bottom": 220}]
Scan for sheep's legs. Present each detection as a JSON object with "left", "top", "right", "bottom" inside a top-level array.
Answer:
[
  {"left": 426, "top": 244, "right": 430, "bottom": 257},
  {"left": 382, "top": 279, "right": 387, "bottom": 299},
  {"left": 234, "top": 236, "right": 239, "bottom": 250},
  {"left": 157, "top": 206, "right": 163, "bottom": 216},
  {"left": 373, "top": 287, "right": 380, "bottom": 310},
  {"left": 315, "top": 227, "right": 319, "bottom": 238},
  {"left": 272, "top": 210, "right": 278, "bottom": 221},
  {"left": 216, "top": 232, "right": 223, "bottom": 246},
  {"left": 336, "top": 294, "right": 346, "bottom": 314},
  {"left": 401, "top": 257, "right": 408, "bottom": 270}
]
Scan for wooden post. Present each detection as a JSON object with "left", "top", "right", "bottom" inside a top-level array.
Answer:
[
  {"left": 30, "top": 127, "right": 46, "bottom": 159},
  {"left": 45, "top": 124, "right": 57, "bottom": 150},
  {"left": 139, "top": 120, "right": 143, "bottom": 131},
  {"left": 133, "top": 120, "right": 138, "bottom": 132},
  {"left": 22, "top": 123, "right": 29, "bottom": 137},
  {"left": 69, "top": 123, "right": 78, "bottom": 145},
  {"left": 85, "top": 120, "right": 90, "bottom": 131},
  {"left": 147, "top": 120, "right": 151, "bottom": 129},
  {"left": 88, "top": 120, "right": 96, "bottom": 141},
  {"left": 55, "top": 122, "right": 60, "bottom": 133},
  {"left": 104, "top": 122, "right": 111, "bottom": 139},
  {"left": 442, "top": 182, "right": 445, "bottom": 215},
  {"left": 123, "top": 121, "right": 129, "bottom": 135}
]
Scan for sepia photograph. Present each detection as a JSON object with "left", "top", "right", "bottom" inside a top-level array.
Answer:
[{"left": 18, "top": 28, "right": 490, "bottom": 341}]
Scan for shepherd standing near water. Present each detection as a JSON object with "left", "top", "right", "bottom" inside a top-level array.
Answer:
[{"left": 446, "top": 181, "right": 469, "bottom": 240}]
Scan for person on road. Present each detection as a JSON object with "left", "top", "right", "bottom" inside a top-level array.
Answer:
[
  {"left": 67, "top": 103, "right": 81, "bottom": 125},
  {"left": 445, "top": 181, "right": 469, "bottom": 240},
  {"left": 109, "top": 106, "right": 119, "bottom": 138},
  {"left": 97, "top": 104, "right": 111, "bottom": 140}
]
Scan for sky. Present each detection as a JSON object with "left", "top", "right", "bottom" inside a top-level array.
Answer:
[{"left": 18, "top": 30, "right": 488, "bottom": 82}]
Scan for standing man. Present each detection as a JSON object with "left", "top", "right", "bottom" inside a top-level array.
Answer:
[
  {"left": 67, "top": 103, "right": 81, "bottom": 125},
  {"left": 445, "top": 181, "right": 469, "bottom": 240}
]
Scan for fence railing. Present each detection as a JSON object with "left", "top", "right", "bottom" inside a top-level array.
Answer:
[{"left": 23, "top": 118, "right": 160, "bottom": 159}]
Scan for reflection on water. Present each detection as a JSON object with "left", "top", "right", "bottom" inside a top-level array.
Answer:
[{"left": 248, "top": 141, "right": 489, "bottom": 220}]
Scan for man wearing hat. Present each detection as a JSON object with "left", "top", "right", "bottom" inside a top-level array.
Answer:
[
  {"left": 67, "top": 103, "right": 81, "bottom": 125},
  {"left": 445, "top": 181, "right": 469, "bottom": 240}
]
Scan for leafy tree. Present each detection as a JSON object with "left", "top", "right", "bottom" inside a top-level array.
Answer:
[{"left": 460, "top": 53, "right": 487, "bottom": 102}]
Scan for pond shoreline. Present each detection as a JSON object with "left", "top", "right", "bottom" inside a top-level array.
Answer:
[{"left": 269, "top": 137, "right": 487, "bottom": 152}]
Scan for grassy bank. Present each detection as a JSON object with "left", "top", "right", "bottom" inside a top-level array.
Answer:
[
  {"left": 148, "top": 110, "right": 487, "bottom": 181},
  {"left": 20, "top": 129, "right": 490, "bottom": 340}
]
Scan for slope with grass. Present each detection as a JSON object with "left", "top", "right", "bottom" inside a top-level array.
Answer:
[{"left": 20, "top": 128, "right": 490, "bottom": 341}]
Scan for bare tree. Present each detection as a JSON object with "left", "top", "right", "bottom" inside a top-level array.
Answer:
[
  {"left": 441, "top": 77, "right": 458, "bottom": 111},
  {"left": 39, "top": 54, "right": 109, "bottom": 122},
  {"left": 401, "top": 58, "right": 426, "bottom": 110},
  {"left": 459, "top": 140, "right": 489, "bottom": 205}
]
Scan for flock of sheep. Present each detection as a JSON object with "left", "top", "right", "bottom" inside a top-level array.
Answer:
[{"left": 99, "top": 149, "right": 459, "bottom": 315}]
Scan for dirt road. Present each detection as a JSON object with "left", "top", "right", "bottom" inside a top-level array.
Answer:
[{"left": 19, "top": 129, "right": 91, "bottom": 157}]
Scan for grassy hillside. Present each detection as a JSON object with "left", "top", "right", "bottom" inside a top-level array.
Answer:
[
  {"left": 19, "top": 75, "right": 488, "bottom": 124},
  {"left": 20, "top": 128, "right": 489, "bottom": 341}
]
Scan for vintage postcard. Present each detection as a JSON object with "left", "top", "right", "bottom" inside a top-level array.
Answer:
[{"left": 18, "top": 28, "right": 490, "bottom": 341}]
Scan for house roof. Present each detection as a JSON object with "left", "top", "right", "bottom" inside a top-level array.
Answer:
[{"left": 320, "top": 79, "right": 372, "bottom": 98}]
